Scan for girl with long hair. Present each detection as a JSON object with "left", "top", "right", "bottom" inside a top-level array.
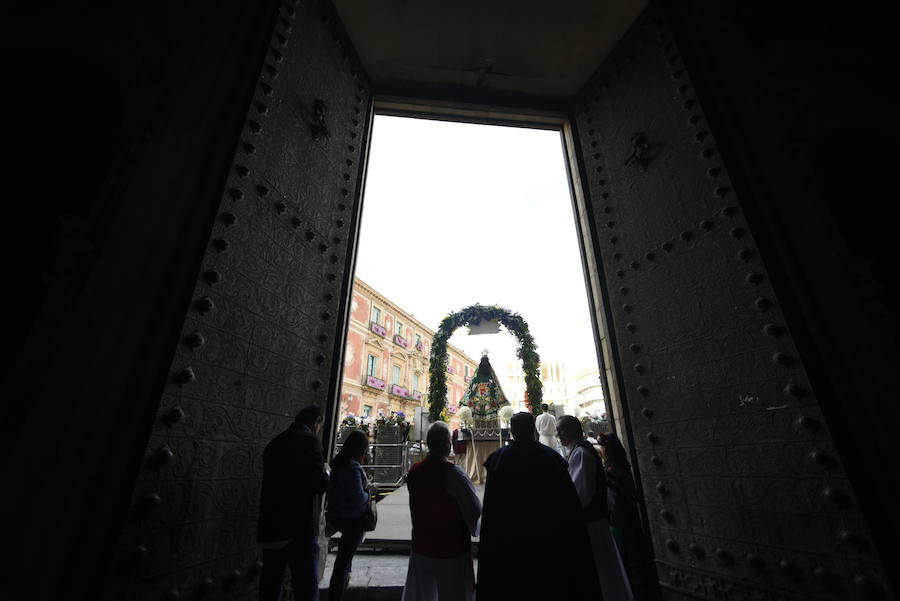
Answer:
[{"left": 326, "top": 429, "right": 376, "bottom": 601}]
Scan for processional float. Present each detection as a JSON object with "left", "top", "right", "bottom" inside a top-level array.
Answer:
[{"left": 426, "top": 304, "right": 543, "bottom": 484}]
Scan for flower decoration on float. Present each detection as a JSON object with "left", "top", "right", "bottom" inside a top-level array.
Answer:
[
  {"left": 376, "top": 411, "right": 407, "bottom": 426},
  {"left": 457, "top": 406, "right": 473, "bottom": 425},
  {"left": 498, "top": 405, "right": 515, "bottom": 425}
]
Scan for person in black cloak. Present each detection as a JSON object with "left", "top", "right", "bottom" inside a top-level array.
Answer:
[{"left": 476, "top": 411, "right": 603, "bottom": 601}]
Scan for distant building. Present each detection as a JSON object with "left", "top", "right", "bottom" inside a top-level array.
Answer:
[
  {"left": 504, "top": 359, "right": 589, "bottom": 415},
  {"left": 503, "top": 364, "right": 527, "bottom": 411},
  {"left": 572, "top": 367, "right": 606, "bottom": 417},
  {"left": 341, "top": 277, "right": 478, "bottom": 424},
  {"left": 540, "top": 360, "right": 571, "bottom": 410}
]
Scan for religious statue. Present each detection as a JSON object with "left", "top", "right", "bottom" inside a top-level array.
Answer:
[{"left": 456, "top": 352, "right": 511, "bottom": 484}]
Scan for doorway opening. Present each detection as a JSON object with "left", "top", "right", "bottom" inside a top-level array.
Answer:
[
  {"left": 320, "top": 105, "right": 657, "bottom": 597},
  {"left": 336, "top": 110, "right": 617, "bottom": 489},
  {"left": 339, "top": 112, "right": 610, "bottom": 454}
]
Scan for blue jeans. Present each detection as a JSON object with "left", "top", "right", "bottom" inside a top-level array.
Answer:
[
  {"left": 329, "top": 517, "right": 365, "bottom": 601},
  {"left": 259, "top": 538, "right": 319, "bottom": 601}
]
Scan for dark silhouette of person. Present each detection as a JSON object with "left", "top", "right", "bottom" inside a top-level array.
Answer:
[
  {"left": 476, "top": 411, "right": 602, "bottom": 601},
  {"left": 257, "top": 404, "right": 328, "bottom": 601},
  {"left": 326, "top": 429, "right": 376, "bottom": 601},
  {"left": 598, "top": 432, "right": 655, "bottom": 601}
]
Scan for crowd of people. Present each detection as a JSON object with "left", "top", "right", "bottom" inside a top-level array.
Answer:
[{"left": 257, "top": 403, "right": 654, "bottom": 601}]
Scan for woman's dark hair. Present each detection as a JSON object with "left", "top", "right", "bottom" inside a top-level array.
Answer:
[
  {"left": 597, "top": 432, "right": 630, "bottom": 469},
  {"left": 330, "top": 429, "right": 368, "bottom": 471},
  {"left": 598, "top": 431, "right": 637, "bottom": 499}
]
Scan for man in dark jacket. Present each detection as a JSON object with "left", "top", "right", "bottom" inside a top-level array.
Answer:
[
  {"left": 477, "top": 412, "right": 602, "bottom": 601},
  {"left": 258, "top": 404, "right": 329, "bottom": 601}
]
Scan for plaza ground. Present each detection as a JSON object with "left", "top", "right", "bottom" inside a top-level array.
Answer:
[{"left": 322, "top": 484, "right": 485, "bottom": 599}]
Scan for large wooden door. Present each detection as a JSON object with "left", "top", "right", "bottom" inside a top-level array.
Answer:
[
  {"left": 106, "top": 2, "right": 372, "bottom": 599},
  {"left": 569, "top": 7, "right": 888, "bottom": 601}
]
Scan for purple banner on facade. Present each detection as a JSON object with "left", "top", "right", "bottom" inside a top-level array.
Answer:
[
  {"left": 464, "top": 376, "right": 472, "bottom": 384},
  {"left": 391, "top": 384, "right": 409, "bottom": 397},
  {"left": 413, "top": 390, "right": 423, "bottom": 401},
  {"left": 370, "top": 322, "right": 387, "bottom": 337},
  {"left": 393, "top": 334, "right": 408, "bottom": 348},
  {"left": 415, "top": 341, "right": 424, "bottom": 352},
  {"left": 366, "top": 375, "right": 386, "bottom": 390},
  {"left": 447, "top": 365, "right": 456, "bottom": 374}
]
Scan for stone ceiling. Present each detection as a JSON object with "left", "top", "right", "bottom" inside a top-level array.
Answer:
[{"left": 333, "top": 0, "right": 647, "bottom": 106}]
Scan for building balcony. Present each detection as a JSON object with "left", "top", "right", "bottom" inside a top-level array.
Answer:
[
  {"left": 370, "top": 322, "right": 387, "bottom": 337},
  {"left": 393, "top": 334, "right": 408, "bottom": 349},
  {"left": 390, "top": 384, "right": 409, "bottom": 398},
  {"left": 364, "top": 374, "right": 386, "bottom": 391},
  {"left": 412, "top": 390, "right": 423, "bottom": 401}
]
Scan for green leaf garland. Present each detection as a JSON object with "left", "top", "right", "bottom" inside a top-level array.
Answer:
[{"left": 428, "top": 304, "right": 543, "bottom": 421}]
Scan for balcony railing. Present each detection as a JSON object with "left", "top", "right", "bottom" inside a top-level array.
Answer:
[
  {"left": 390, "top": 384, "right": 409, "bottom": 398},
  {"left": 364, "top": 374, "right": 386, "bottom": 391},
  {"left": 370, "top": 322, "right": 387, "bottom": 337},
  {"left": 393, "top": 334, "right": 408, "bottom": 349}
]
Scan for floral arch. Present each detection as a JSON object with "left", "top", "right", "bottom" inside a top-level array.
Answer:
[{"left": 428, "top": 304, "right": 543, "bottom": 421}]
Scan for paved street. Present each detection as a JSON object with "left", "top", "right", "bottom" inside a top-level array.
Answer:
[{"left": 322, "top": 483, "right": 484, "bottom": 598}]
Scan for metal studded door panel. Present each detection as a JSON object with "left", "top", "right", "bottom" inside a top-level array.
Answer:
[
  {"left": 107, "top": 2, "right": 371, "bottom": 599},
  {"left": 571, "top": 7, "right": 887, "bottom": 601}
]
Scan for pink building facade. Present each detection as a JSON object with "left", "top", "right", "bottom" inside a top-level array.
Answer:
[{"left": 340, "top": 278, "right": 478, "bottom": 425}]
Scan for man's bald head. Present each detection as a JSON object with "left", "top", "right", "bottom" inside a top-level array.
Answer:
[{"left": 510, "top": 412, "right": 536, "bottom": 442}]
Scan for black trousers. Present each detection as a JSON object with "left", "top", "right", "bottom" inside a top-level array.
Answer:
[
  {"left": 329, "top": 517, "right": 365, "bottom": 601},
  {"left": 259, "top": 538, "right": 319, "bottom": 601}
]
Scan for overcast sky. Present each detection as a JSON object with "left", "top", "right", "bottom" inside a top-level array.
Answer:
[{"left": 354, "top": 115, "right": 600, "bottom": 382}]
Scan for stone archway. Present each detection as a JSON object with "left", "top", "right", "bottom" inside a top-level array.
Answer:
[{"left": 427, "top": 304, "right": 543, "bottom": 420}]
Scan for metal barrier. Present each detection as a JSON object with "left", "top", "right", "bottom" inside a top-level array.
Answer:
[
  {"left": 368, "top": 441, "right": 407, "bottom": 487},
  {"left": 333, "top": 425, "right": 438, "bottom": 488},
  {"left": 334, "top": 439, "right": 410, "bottom": 488}
]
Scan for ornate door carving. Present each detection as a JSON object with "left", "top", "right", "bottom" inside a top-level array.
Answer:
[
  {"left": 570, "top": 7, "right": 888, "bottom": 601},
  {"left": 106, "top": 2, "right": 371, "bottom": 599}
]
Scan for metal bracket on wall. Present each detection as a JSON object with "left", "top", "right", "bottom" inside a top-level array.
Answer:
[
  {"left": 309, "top": 98, "right": 330, "bottom": 140},
  {"left": 624, "top": 132, "right": 663, "bottom": 172}
]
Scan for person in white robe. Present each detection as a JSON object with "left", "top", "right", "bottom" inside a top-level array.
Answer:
[
  {"left": 402, "top": 421, "right": 481, "bottom": 601},
  {"left": 557, "top": 415, "right": 634, "bottom": 601},
  {"left": 535, "top": 403, "right": 560, "bottom": 452}
]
